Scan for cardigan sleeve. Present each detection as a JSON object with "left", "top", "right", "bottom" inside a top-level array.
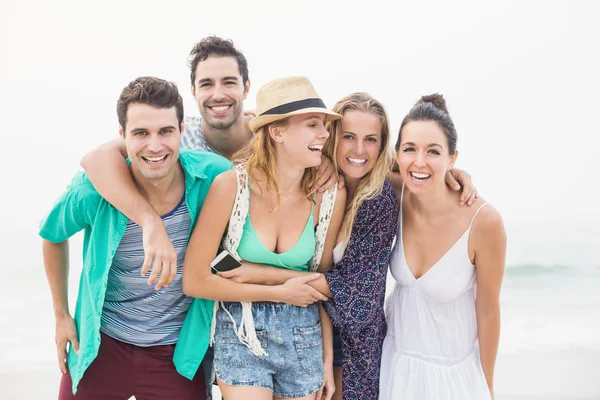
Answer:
[{"left": 323, "top": 181, "right": 399, "bottom": 336}]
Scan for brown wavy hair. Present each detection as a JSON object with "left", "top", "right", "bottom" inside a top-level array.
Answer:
[
  {"left": 188, "top": 36, "right": 249, "bottom": 86},
  {"left": 117, "top": 76, "right": 183, "bottom": 132}
]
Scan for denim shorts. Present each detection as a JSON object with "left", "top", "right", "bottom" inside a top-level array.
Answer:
[{"left": 214, "top": 301, "right": 324, "bottom": 398}]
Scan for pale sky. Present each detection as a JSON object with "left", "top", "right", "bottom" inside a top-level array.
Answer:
[{"left": 1, "top": 0, "right": 599, "bottom": 267}]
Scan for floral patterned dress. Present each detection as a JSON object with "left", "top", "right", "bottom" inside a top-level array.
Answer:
[{"left": 324, "top": 180, "right": 399, "bottom": 400}]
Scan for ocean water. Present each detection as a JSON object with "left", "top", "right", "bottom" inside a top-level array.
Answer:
[{"left": 500, "top": 263, "right": 600, "bottom": 354}]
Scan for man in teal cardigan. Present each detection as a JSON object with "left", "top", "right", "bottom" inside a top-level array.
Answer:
[{"left": 40, "top": 76, "right": 230, "bottom": 398}]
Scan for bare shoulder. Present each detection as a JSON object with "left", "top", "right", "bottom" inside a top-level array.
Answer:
[
  {"left": 471, "top": 201, "right": 505, "bottom": 238},
  {"left": 209, "top": 169, "right": 238, "bottom": 198},
  {"left": 334, "top": 185, "right": 347, "bottom": 209}
]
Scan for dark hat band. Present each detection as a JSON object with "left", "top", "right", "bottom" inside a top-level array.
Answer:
[{"left": 260, "top": 98, "right": 327, "bottom": 116}]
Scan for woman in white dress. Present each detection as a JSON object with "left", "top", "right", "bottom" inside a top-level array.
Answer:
[{"left": 380, "top": 94, "right": 506, "bottom": 400}]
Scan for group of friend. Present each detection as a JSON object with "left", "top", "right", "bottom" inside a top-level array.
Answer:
[{"left": 40, "top": 36, "right": 506, "bottom": 400}]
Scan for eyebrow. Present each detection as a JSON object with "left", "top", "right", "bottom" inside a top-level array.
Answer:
[
  {"left": 130, "top": 125, "right": 177, "bottom": 133},
  {"left": 197, "top": 76, "right": 239, "bottom": 84},
  {"left": 343, "top": 131, "right": 379, "bottom": 137},
  {"left": 402, "top": 142, "right": 443, "bottom": 148}
]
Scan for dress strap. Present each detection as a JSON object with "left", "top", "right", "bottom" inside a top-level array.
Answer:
[{"left": 468, "top": 202, "right": 488, "bottom": 230}]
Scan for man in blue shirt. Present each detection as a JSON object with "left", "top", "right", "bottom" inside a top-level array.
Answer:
[{"left": 40, "top": 76, "right": 230, "bottom": 399}]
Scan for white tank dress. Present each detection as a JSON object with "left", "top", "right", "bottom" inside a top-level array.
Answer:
[{"left": 379, "top": 188, "right": 492, "bottom": 400}]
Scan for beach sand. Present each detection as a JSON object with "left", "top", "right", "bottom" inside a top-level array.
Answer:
[{"left": 2, "top": 350, "right": 598, "bottom": 400}]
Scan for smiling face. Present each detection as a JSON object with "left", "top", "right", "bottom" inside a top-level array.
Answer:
[
  {"left": 191, "top": 55, "right": 249, "bottom": 129},
  {"left": 121, "top": 103, "right": 183, "bottom": 182},
  {"left": 397, "top": 120, "right": 457, "bottom": 193},
  {"left": 273, "top": 113, "right": 330, "bottom": 169},
  {"left": 335, "top": 110, "right": 383, "bottom": 185}
]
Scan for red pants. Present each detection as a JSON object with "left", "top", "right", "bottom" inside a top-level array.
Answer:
[{"left": 59, "top": 332, "right": 206, "bottom": 400}]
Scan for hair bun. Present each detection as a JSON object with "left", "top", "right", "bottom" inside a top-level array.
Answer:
[{"left": 417, "top": 93, "right": 448, "bottom": 114}]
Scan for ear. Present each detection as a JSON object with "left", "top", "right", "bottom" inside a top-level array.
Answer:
[
  {"left": 268, "top": 123, "right": 284, "bottom": 143},
  {"left": 119, "top": 125, "right": 126, "bottom": 139},
  {"left": 448, "top": 150, "right": 458, "bottom": 170},
  {"left": 179, "top": 120, "right": 185, "bottom": 135},
  {"left": 191, "top": 83, "right": 196, "bottom": 97},
  {"left": 243, "top": 79, "right": 251, "bottom": 100}
]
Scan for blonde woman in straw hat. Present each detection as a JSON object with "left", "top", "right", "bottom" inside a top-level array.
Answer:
[{"left": 182, "top": 76, "right": 346, "bottom": 400}]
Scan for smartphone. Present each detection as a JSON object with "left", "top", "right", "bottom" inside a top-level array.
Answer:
[{"left": 211, "top": 249, "right": 242, "bottom": 272}]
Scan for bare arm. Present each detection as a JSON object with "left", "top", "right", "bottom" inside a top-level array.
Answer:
[
  {"left": 182, "top": 171, "right": 326, "bottom": 305},
  {"left": 42, "top": 240, "right": 79, "bottom": 374},
  {"left": 80, "top": 138, "right": 176, "bottom": 290},
  {"left": 317, "top": 302, "right": 335, "bottom": 400},
  {"left": 219, "top": 262, "right": 333, "bottom": 298},
  {"left": 80, "top": 138, "right": 159, "bottom": 226},
  {"left": 473, "top": 206, "right": 506, "bottom": 398}
]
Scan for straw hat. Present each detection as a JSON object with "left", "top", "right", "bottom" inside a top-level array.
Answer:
[{"left": 249, "top": 76, "right": 342, "bottom": 133}]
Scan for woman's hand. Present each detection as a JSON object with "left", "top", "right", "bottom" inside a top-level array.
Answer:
[
  {"left": 311, "top": 155, "right": 345, "bottom": 192},
  {"left": 446, "top": 168, "right": 478, "bottom": 206},
  {"left": 276, "top": 274, "right": 328, "bottom": 307},
  {"left": 316, "top": 359, "right": 336, "bottom": 400}
]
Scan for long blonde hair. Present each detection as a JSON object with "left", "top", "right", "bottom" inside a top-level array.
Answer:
[
  {"left": 234, "top": 118, "right": 316, "bottom": 209},
  {"left": 323, "top": 92, "right": 394, "bottom": 248}
]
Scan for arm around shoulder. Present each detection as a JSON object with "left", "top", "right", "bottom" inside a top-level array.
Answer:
[
  {"left": 80, "top": 138, "right": 128, "bottom": 167},
  {"left": 80, "top": 137, "right": 160, "bottom": 226}
]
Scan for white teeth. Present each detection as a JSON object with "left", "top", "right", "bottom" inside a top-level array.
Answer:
[
  {"left": 309, "top": 144, "right": 323, "bottom": 151},
  {"left": 347, "top": 158, "right": 367, "bottom": 164},
  {"left": 142, "top": 155, "right": 167, "bottom": 163},
  {"left": 210, "top": 105, "right": 230, "bottom": 112},
  {"left": 411, "top": 172, "right": 431, "bottom": 179}
]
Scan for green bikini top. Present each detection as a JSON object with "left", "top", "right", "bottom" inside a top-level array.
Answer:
[{"left": 236, "top": 186, "right": 316, "bottom": 272}]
